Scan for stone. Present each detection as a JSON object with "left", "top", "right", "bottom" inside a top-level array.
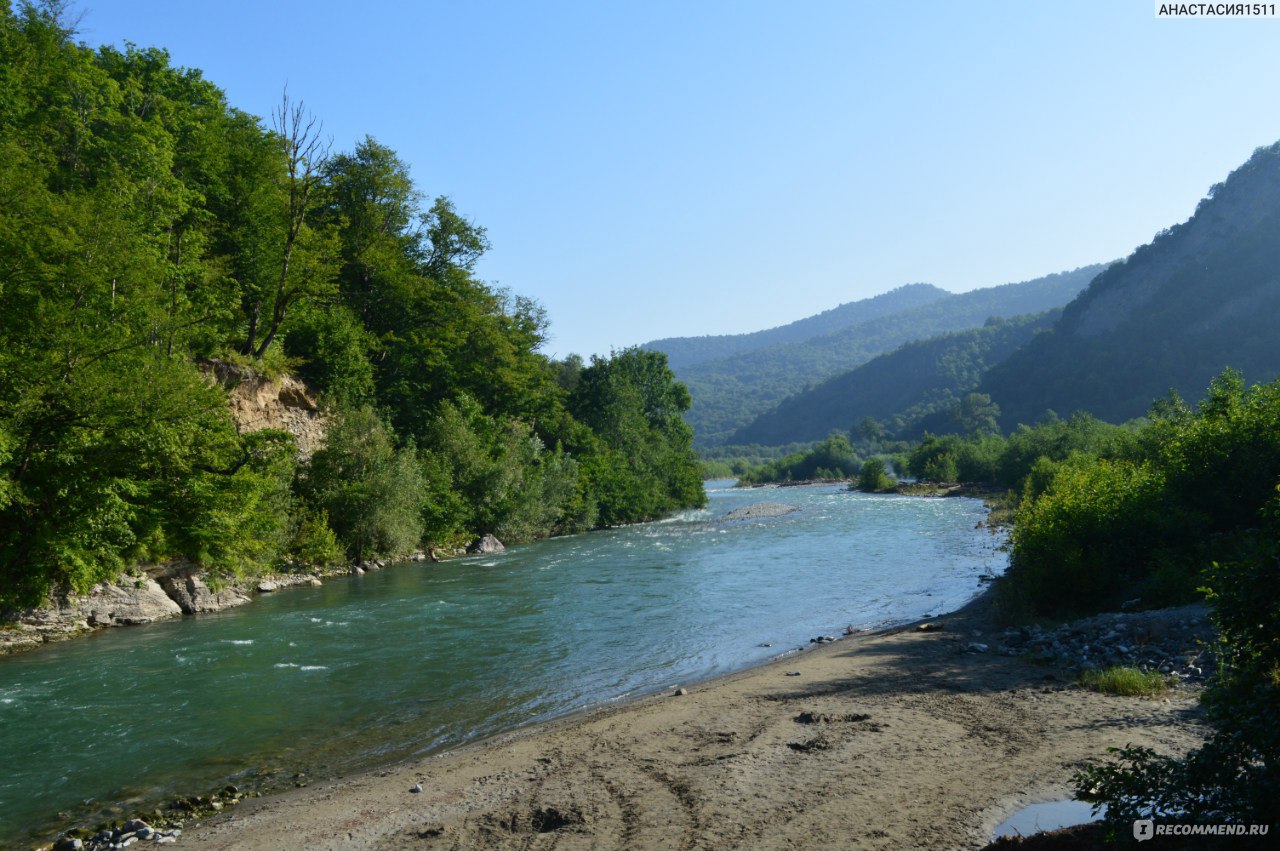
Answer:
[
  {"left": 256, "top": 580, "right": 279, "bottom": 593},
  {"left": 917, "top": 622, "right": 941, "bottom": 632},
  {"left": 52, "top": 837, "right": 82, "bottom": 851},
  {"left": 467, "top": 534, "right": 506, "bottom": 554},
  {"left": 673, "top": 687, "right": 688, "bottom": 696},
  {"left": 965, "top": 642, "right": 989, "bottom": 653},
  {"left": 785, "top": 671, "right": 801, "bottom": 677},
  {"left": 308, "top": 578, "right": 323, "bottom": 587},
  {"left": 158, "top": 572, "right": 252, "bottom": 615},
  {"left": 411, "top": 783, "right": 423, "bottom": 793},
  {"left": 351, "top": 565, "right": 365, "bottom": 576}
]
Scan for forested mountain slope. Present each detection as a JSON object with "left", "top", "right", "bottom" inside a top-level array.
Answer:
[
  {"left": 641, "top": 283, "right": 948, "bottom": 370},
  {"left": 982, "top": 142, "right": 1280, "bottom": 427},
  {"left": 679, "top": 265, "right": 1104, "bottom": 445},
  {"left": 732, "top": 312, "right": 1057, "bottom": 445}
]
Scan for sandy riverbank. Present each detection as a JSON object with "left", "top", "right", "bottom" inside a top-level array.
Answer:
[{"left": 176, "top": 593, "right": 1209, "bottom": 851}]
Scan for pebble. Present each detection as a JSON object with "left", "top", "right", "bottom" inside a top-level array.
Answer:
[
  {"left": 411, "top": 783, "right": 423, "bottom": 793},
  {"left": 673, "top": 687, "right": 688, "bottom": 696},
  {"left": 785, "top": 671, "right": 801, "bottom": 677}
]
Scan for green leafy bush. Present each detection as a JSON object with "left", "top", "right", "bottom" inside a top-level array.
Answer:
[
  {"left": 856, "top": 458, "right": 895, "bottom": 492},
  {"left": 1075, "top": 489, "right": 1280, "bottom": 830}
]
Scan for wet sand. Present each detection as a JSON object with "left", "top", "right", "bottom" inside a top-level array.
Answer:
[{"left": 182, "top": 595, "right": 1207, "bottom": 850}]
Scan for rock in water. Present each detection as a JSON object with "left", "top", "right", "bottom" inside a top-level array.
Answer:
[
  {"left": 467, "top": 534, "right": 505, "bottom": 554},
  {"left": 719, "top": 502, "right": 799, "bottom": 522}
]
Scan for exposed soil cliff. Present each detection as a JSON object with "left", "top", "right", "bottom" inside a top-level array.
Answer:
[{"left": 203, "top": 360, "right": 327, "bottom": 460}]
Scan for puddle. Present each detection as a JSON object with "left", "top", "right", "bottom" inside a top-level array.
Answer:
[{"left": 993, "top": 800, "right": 1104, "bottom": 839}]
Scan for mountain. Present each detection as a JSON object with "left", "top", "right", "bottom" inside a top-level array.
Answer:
[
  {"left": 982, "top": 142, "right": 1280, "bottom": 427},
  {"left": 641, "top": 283, "right": 949, "bottom": 370},
  {"left": 731, "top": 312, "right": 1057, "bottom": 445},
  {"left": 671, "top": 265, "right": 1105, "bottom": 446}
]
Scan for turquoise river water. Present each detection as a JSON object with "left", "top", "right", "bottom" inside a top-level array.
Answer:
[{"left": 0, "top": 482, "right": 1005, "bottom": 844}]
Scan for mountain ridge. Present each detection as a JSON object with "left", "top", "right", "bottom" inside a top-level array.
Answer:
[
  {"left": 982, "top": 142, "right": 1280, "bottom": 427},
  {"left": 665, "top": 264, "right": 1106, "bottom": 445}
]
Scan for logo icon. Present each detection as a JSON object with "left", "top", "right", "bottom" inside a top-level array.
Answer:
[{"left": 1133, "top": 819, "right": 1155, "bottom": 841}]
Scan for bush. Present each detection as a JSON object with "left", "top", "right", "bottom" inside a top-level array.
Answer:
[
  {"left": 302, "top": 407, "right": 425, "bottom": 561},
  {"left": 856, "top": 458, "right": 895, "bottom": 492},
  {"left": 1075, "top": 489, "right": 1280, "bottom": 830},
  {"left": 1000, "top": 458, "right": 1175, "bottom": 619}
]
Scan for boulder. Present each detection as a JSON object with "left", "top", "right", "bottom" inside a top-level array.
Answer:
[
  {"left": 256, "top": 580, "right": 279, "bottom": 593},
  {"left": 81, "top": 577, "right": 182, "bottom": 626},
  {"left": 158, "top": 573, "right": 251, "bottom": 614},
  {"left": 467, "top": 534, "right": 506, "bottom": 554}
]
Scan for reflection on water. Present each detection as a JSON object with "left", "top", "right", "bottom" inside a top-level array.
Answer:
[
  {"left": 994, "top": 800, "right": 1104, "bottom": 838},
  {"left": 0, "top": 482, "right": 1004, "bottom": 843}
]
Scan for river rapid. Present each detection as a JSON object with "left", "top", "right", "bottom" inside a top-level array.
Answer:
[{"left": 0, "top": 481, "right": 1005, "bottom": 844}]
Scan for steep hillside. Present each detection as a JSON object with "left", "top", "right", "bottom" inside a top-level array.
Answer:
[
  {"left": 983, "top": 143, "right": 1280, "bottom": 426},
  {"left": 680, "top": 265, "right": 1104, "bottom": 445},
  {"left": 641, "top": 283, "right": 948, "bottom": 370},
  {"left": 732, "top": 312, "right": 1056, "bottom": 445}
]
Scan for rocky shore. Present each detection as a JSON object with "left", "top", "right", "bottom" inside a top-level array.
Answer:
[{"left": 0, "top": 544, "right": 491, "bottom": 658}]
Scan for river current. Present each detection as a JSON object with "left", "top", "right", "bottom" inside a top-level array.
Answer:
[{"left": 0, "top": 481, "right": 1005, "bottom": 843}]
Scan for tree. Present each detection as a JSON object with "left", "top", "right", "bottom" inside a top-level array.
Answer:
[
  {"left": 955, "top": 392, "right": 1001, "bottom": 436},
  {"left": 234, "top": 92, "right": 336, "bottom": 358}
]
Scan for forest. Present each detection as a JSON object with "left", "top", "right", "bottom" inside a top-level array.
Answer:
[{"left": 0, "top": 3, "right": 704, "bottom": 610}]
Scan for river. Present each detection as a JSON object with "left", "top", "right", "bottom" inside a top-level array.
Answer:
[{"left": 0, "top": 482, "right": 1005, "bottom": 844}]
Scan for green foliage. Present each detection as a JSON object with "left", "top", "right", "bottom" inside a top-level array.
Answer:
[
  {"left": 1078, "top": 666, "right": 1170, "bottom": 697},
  {"left": 856, "top": 458, "right": 895, "bottom": 492},
  {"left": 1000, "top": 369, "right": 1280, "bottom": 620},
  {"left": 921, "top": 452, "right": 959, "bottom": 484},
  {"left": 737, "top": 432, "right": 862, "bottom": 484},
  {"left": 568, "top": 348, "right": 706, "bottom": 524},
  {"left": 287, "top": 510, "right": 344, "bottom": 568},
  {"left": 0, "top": 4, "right": 709, "bottom": 610},
  {"left": 1074, "top": 490, "right": 1280, "bottom": 828},
  {"left": 301, "top": 408, "right": 424, "bottom": 561}
]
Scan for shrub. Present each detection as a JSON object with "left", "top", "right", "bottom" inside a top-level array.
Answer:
[
  {"left": 856, "top": 458, "right": 895, "bottom": 492},
  {"left": 1075, "top": 489, "right": 1280, "bottom": 830}
]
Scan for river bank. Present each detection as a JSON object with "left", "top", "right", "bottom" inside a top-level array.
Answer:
[{"left": 172, "top": 593, "right": 1210, "bottom": 851}]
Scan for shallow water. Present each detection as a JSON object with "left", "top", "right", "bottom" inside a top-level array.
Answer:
[
  {"left": 0, "top": 481, "right": 1004, "bottom": 843},
  {"left": 993, "top": 800, "right": 1104, "bottom": 838}
]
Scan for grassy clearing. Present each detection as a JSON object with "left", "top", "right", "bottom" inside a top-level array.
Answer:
[{"left": 1079, "top": 666, "right": 1170, "bottom": 697}]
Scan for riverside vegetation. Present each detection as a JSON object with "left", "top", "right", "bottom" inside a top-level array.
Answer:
[
  {"left": 731, "top": 369, "right": 1280, "bottom": 836},
  {"left": 0, "top": 3, "right": 704, "bottom": 613}
]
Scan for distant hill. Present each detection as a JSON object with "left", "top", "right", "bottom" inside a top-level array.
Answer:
[
  {"left": 732, "top": 312, "right": 1057, "bottom": 445},
  {"left": 982, "top": 142, "right": 1280, "bottom": 427},
  {"left": 672, "top": 265, "right": 1105, "bottom": 445},
  {"left": 641, "top": 283, "right": 949, "bottom": 370}
]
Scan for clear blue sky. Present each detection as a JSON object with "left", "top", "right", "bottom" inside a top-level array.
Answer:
[{"left": 75, "top": 0, "right": 1280, "bottom": 358}]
